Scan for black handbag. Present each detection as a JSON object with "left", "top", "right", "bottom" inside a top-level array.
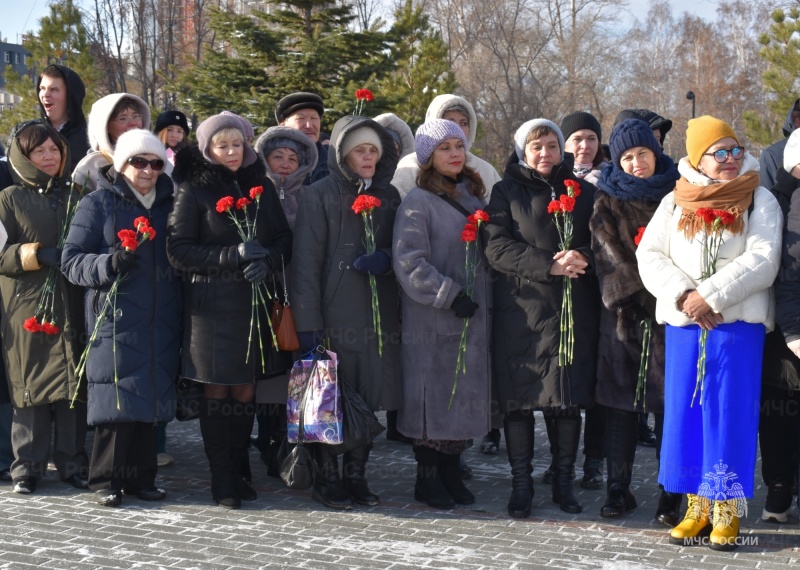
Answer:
[
  {"left": 330, "top": 379, "right": 386, "bottom": 455},
  {"left": 175, "top": 378, "right": 203, "bottom": 422},
  {"left": 279, "top": 353, "right": 320, "bottom": 490}
]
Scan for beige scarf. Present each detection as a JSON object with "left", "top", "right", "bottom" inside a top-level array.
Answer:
[{"left": 673, "top": 170, "right": 759, "bottom": 237}]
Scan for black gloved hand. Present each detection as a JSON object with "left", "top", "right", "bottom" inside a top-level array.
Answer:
[
  {"left": 37, "top": 247, "right": 62, "bottom": 268},
  {"left": 237, "top": 241, "right": 269, "bottom": 263},
  {"left": 451, "top": 292, "right": 479, "bottom": 319},
  {"left": 352, "top": 250, "right": 391, "bottom": 275},
  {"left": 243, "top": 259, "right": 269, "bottom": 282},
  {"left": 110, "top": 250, "right": 139, "bottom": 274},
  {"left": 298, "top": 330, "right": 323, "bottom": 354}
]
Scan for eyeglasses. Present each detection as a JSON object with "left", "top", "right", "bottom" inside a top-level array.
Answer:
[
  {"left": 703, "top": 146, "right": 745, "bottom": 163},
  {"left": 127, "top": 156, "right": 165, "bottom": 170},
  {"left": 113, "top": 113, "right": 143, "bottom": 125}
]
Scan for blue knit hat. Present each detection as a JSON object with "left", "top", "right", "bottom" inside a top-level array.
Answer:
[
  {"left": 609, "top": 119, "right": 662, "bottom": 167},
  {"left": 514, "top": 119, "right": 564, "bottom": 163},
  {"left": 415, "top": 119, "right": 467, "bottom": 165}
]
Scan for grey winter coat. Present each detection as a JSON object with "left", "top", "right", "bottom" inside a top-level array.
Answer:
[
  {"left": 393, "top": 183, "right": 491, "bottom": 439},
  {"left": 292, "top": 115, "right": 402, "bottom": 411}
]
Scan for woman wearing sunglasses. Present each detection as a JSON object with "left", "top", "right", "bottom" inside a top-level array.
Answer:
[
  {"left": 637, "top": 116, "right": 782, "bottom": 550},
  {"left": 0, "top": 121, "right": 88, "bottom": 495},
  {"left": 62, "top": 130, "right": 182, "bottom": 507}
]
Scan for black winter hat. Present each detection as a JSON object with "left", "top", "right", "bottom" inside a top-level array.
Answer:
[
  {"left": 275, "top": 92, "right": 325, "bottom": 123},
  {"left": 609, "top": 119, "right": 662, "bottom": 167},
  {"left": 614, "top": 109, "right": 672, "bottom": 145},
  {"left": 154, "top": 110, "right": 190, "bottom": 135},
  {"left": 560, "top": 111, "right": 602, "bottom": 142}
]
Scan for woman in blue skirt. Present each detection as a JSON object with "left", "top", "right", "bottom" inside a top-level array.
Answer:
[{"left": 636, "top": 116, "right": 782, "bottom": 550}]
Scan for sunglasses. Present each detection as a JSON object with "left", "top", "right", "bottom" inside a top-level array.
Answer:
[
  {"left": 127, "top": 156, "right": 165, "bottom": 170},
  {"left": 703, "top": 146, "right": 745, "bottom": 163}
]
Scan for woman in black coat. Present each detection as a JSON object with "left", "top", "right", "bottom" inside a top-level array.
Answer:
[
  {"left": 483, "top": 119, "right": 599, "bottom": 518},
  {"left": 166, "top": 113, "right": 292, "bottom": 509},
  {"left": 589, "top": 119, "right": 680, "bottom": 521},
  {"left": 62, "top": 130, "right": 182, "bottom": 507}
]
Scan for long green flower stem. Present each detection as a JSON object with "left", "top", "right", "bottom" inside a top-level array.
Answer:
[{"left": 634, "top": 317, "right": 652, "bottom": 412}]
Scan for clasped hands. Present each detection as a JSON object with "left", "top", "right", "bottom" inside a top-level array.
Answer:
[
  {"left": 549, "top": 250, "right": 588, "bottom": 279},
  {"left": 677, "top": 290, "right": 723, "bottom": 331}
]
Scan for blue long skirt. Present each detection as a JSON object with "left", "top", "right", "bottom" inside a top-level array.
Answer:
[{"left": 658, "top": 321, "right": 764, "bottom": 501}]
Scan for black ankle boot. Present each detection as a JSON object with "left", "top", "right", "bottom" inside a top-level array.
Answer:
[
  {"left": 343, "top": 445, "right": 380, "bottom": 506},
  {"left": 655, "top": 489, "right": 683, "bottom": 527},
  {"left": 440, "top": 452, "right": 475, "bottom": 505},
  {"left": 312, "top": 444, "right": 352, "bottom": 510},
  {"left": 385, "top": 410, "right": 412, "bottom": 444},
  {"left": 504, "top": 413, "right": 534, "bottom": 518},
  {"left": 601, "top": 483, "right": 637, "bottom": 517},
  {"left": 551, "top": 414, "right": 583, "bottom": 514},
  {"left": 200, "top": 398, "right": 240, "bottom": 509},
  {"left": 600, "top": 408, "right": 638, "bottom": 517},
  {"left": 414, "top": 446, "right": 455, "bottom": 509}
]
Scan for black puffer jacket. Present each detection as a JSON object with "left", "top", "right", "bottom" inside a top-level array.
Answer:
[
  {"left": 167, "top": 146, "right": 293, "bottom": 385},
  {"left": 483, "top": 153, "right": 600, "bottom": 412}
]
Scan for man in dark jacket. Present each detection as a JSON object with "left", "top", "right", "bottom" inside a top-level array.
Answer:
[
  {"left": 275, "top": 92, "right": 329, "bottom": 185},
  {"left": 37, "top": 64, "right": 89, "bottom": 174},
  {"left": 760, "top": 97, "right": 800, "bottom": 190}
]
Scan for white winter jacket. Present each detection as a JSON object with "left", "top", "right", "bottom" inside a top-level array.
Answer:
[
  {"left": 636, "top": 153, "right": 782, "bottom": 330},
  {"left": 391, "top": 94, "right": 501, "bottom": 199}
]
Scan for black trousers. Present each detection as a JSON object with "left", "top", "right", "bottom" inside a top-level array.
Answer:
[
  {"left": 88, "top": 421, "right": 157, "bottom": 491},
  {"left": 759, "top": 384, "right": 800, "bottom": 487}
]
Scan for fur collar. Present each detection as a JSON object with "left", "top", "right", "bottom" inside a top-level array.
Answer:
[{"left": 172, "top": 144, "right": 267, "bottom": 191}]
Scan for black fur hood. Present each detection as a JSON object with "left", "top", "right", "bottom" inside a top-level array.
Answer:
[{"left": 172, "top": 144, "right": 268, "bottom": 192}]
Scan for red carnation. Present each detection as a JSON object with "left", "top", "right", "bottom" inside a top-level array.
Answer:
[
  {"left": 473, "top": 210, "right": 490, "bottom": 224},
  {"left": 134, "top": 216, "right": 149, "bottom": 231},
  {"left": 461, "top": 227, "right": 478, "bottom": 242},
  {"left": 216, "top": 196, "right": 235, "bottom": 213},
  {"left": 121, "top": 238, "right": 139, "bottom": 251},
  {"left": 23, "top": 317, "right": 41, "bottom": 333},
  {"left": 547, "top": 200, "right": 563, "bottom": 214},
  {"left": 714, "top": 209, "right": 735, "bottom": 226},
  {"left": 559, "top": 194, "right": 576, "bottom": 212},
  {"left": 353, "top": 194, "right": 382, "bottom": 215},
  {"left": 236, "top": 197, "right": 251, "bottom": 210},
  {"left": 634, "top": 226, "right": 646, "bottom": 246},
  {"left": 41, "top": 322, "right": 60, "bottom": 335},
  {"left": 356, "top": 88, "right": 375, "bottom": 102},
  {"left": 696, "top": 208, "right": 716, "bottom": 225},
  {"left": 249, "top": 186, "right": 264, "bottom": 200},
  {"left": 118, "top": 229, "right": 137, "bottom": 242},
  {"left": 564, "top": 180, "right": 581, "bottom": 197},
  {"left": 140, "top": 226, "right": 156, "bottom": 240}
]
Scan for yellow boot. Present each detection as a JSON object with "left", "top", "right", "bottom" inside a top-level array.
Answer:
[
  {"left": 669, "top": 494, "right": 711, "bottom": 545},
  {"left": 709, "top": 500, "right": 740, "bottom": 551}
]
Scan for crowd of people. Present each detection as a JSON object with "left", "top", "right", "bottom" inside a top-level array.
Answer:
[{"left": 0, "top": 63, "right": 798, "bottom": 553}]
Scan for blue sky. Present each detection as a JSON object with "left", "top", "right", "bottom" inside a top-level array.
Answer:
[{"left": 3, "top": 0, "right": 721, "bottom": 45}]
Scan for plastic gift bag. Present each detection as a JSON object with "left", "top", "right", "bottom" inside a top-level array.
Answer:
[{"left": 287, "top": 348, "right": 343, "bottom": 444}]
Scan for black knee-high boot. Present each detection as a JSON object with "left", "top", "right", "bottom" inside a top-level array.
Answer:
[
  {"left": 230, "top": 399, "right": 257, "bottom": 501},
  {"left": 199, "top": 398, "right": 240, "bottom": 509},
  {"left": 542, "top": 413, "right": 556, "bottom": 484},
  {"left": 551, "top": 413, "right": 583, "bottom": 513},
  {"left": 504, "top": 412, "right": 535, "bottom": 518},
  {"left": 600, "top": 407, "right": 638, "bottom": 517},
  {"left": 343, "top": 444, "right": 380, "bottom": 506},
  {"left": 312, "top": 444, "right": 352, "bottom": 510}
]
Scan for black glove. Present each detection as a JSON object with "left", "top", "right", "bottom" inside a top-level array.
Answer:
[
  {"left": 352, "top": 250, "right": 391, "bottom": 275},
  {"left": 237, "top": 241, "right": 268, "bottom": 263},
  {"left": 451, "top": 292, "right": 479, "bottom": 319},
  {"left": 36, "top": 247, "right": 62, "bottom": 268},
  {"left": 110, "top": 250, "right": 139, "bottom": 274},
  {"left": 298, "top": 330, "right": 323, "bottom": 354},
  {"left": 243, "top": 259, "right": 269, "bottom": 282}
]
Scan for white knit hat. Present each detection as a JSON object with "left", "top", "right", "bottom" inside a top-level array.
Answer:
[
  {"left": 785, "top": 129, "right": 800, "bottom": 174},
  {"left": 341, "top": 126, "right": 383, "bottom": 160},
  {"left": 113, "top": 129, "right": 167, "bottom": 172},
  {"left": 514, "top": 119, "right": 564, "bottom": 163}
]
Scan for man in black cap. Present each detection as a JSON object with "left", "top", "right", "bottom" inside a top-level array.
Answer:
[
  {"left": 614, "top": 108, "right": 673, "bottom": 150},
  {"left": 275, "top": 92, "right": 329, "bottom": 184}
]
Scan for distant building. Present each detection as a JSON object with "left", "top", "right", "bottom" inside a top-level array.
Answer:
[{"left": 0, "top": 38, "right": 32, "bottom": 111}]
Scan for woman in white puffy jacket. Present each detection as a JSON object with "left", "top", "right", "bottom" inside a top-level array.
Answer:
[{"left": 636, "top": 116, "right": 782, "bottom": 551}]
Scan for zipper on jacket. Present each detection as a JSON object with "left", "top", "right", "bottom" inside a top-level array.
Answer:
[{"left": 279, "top": 183, "right": 284, "bottom": 200}]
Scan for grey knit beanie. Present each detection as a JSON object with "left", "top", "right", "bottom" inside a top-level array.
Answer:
[
  {"left": 113, "top": 129, "right": 167, "bottom": 172},
  {"left": 514, "top": 119, "right": 564, "bottom": 162},
  {"left": 196, "top": 112, "right": 258, "bottom": 168},
  {"left": 415, "top": 119, "right": 467, "bottom": 165},
  {"left": 609, "top": 119, "right": 662, "bottom": 167},
  {"left": 341, "top": 127, "right": 383, "bottom": 160}
]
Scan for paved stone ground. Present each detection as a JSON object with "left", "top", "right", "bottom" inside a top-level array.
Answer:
[{"left": 0, "top": 412, "right": 797, "bottom": 569}]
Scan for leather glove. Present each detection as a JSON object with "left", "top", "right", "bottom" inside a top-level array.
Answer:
[
  {"left": 352, "top": 250, "right": 391, "bottom": 276},
  {"left": 237, "top": 241, "right": 269, "bottom": 263},
  {"left": 242, "top": 259, "right": 269, "bottom": 282},
  {"left": 451, "top": 292, "right": 479, "bottom": 319},
  {"left": 36, "top": 247, "right": 62, "bottom": 268},
  {"left": 298, "top": 330, "right": 323, "bottom": 354},
  {"left": 110, "top": 250, "right": 139, "bottom": 274}
]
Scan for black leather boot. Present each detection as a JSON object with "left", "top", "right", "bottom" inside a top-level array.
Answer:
[
  {"left": 230, "top": 400, "right": 257, "bottom": 501},
  {"left": 343, "top": 445, "right": 380, "bottom": 506},
  {"left": 439, "top": 452, "right": 475, "bottom": 505},
  {"left": 504, "top": 413, "right": 534, "bottom": 518},
  {"left": 414, "top": 445, "right": 455, "bottom": 509},
  {"left": 600, "top": 408, "right": 638, "bottom": 518},
  {"left": 199, "top": 398, "right": 240, "bottom": 509},
  {"left": 551, "top": 413, "right": 583, "bottom": 513},
  {"left": 541, "top": 413, "right": 556, "bottom": 484},
  {"left": 385, "top": 410, "right": 412, "bottom": 444},
  {"left": 655, "top": 489, "right": 683, "bottom": 527},
  {"left": 312, "top": 445, "right": 352, "bottom": 510}
]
